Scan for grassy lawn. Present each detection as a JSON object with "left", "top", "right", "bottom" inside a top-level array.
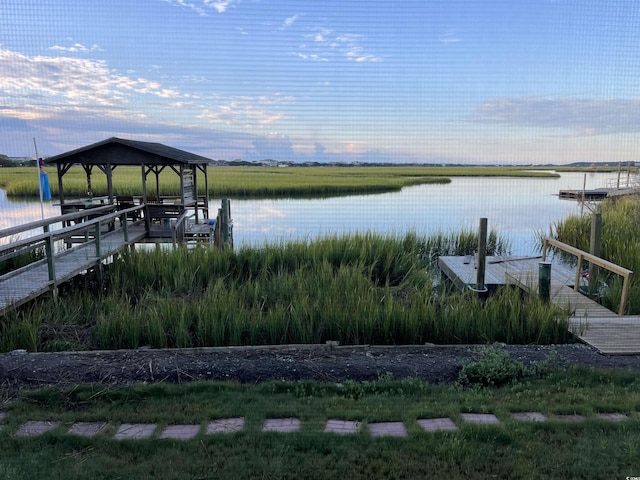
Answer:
[
  {"left": 0, "top": 165, "right": 560, "bottom": 199},
  {"left": 1, "top": 365, "right": 640, "bottom": 479}
]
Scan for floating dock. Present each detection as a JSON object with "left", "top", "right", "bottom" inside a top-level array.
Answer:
[
  {"left": 558, "top": 189, "right": 609, "bottom": 201},
  {"left": 438, "top": 255, "right": 640, "bottom": 355}
]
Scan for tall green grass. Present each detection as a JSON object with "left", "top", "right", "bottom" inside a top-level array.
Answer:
[
  {"left": 548, "top": 195, "right": 640, "bottom": 313},
  {"left": 0, "top": 232, "right": 571, "bottom": 352},
  {"left": 0, "top": 165, "right": 559, "bottom": 199}
]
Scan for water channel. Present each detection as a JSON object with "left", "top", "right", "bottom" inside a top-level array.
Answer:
[{"left": 0, "top": 171, "right": 618, "bottom": 255}]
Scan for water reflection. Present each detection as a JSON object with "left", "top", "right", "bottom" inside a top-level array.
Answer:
[{"left": 2, "top": 171, "right": 615, "bottom": 255}]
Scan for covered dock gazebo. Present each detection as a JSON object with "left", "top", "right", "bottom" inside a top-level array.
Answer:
[{"left": 45, "top": 137, "right": 212, "bottom": 238}]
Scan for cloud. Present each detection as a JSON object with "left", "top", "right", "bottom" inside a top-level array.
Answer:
[
  {"left": 281, "top": 14, "right": 301, "bottom": 30},
  {"left": 163, "top": 0, "right": 207, "bottom": 16},
  {"left": 0, "top": 46, "right": 297, "bottom": 159},
  {"left": 203, "top": 0, "right": 239, "bottom": 13},
  {"left": 470, "top": 97, "right": 640, "bottom": 136},
  {"left": 49, "top": 43, "right": 102, "bottom": 53},
  {"left": 297, "top": 28, "right": 381, "bottom": 63},
  {"left": 197, "top": 94, "right": 293, "bottom": 126},
  {"left": 0, "top": 48, "right": 180, "bottom": 114},
  {"left": 252, "top": 133, "right": 295, "bottom": 160},
  {"left": 439, "top": 31, "right": 461, "bottom": 45},
  {"left": 162, "top": 0, "right": 241, "bottom": 15}
]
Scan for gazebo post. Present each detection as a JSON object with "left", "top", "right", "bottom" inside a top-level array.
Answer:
[
  {"left": 56, "top": 163, "right": 65, "bottom": 205},
  {"left": 142, "top": 164, "right": 149, "bottom": 231}
]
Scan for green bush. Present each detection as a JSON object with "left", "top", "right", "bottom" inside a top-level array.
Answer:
[{"left": 458, "top": 347, "right": 529, "bottom": 387}]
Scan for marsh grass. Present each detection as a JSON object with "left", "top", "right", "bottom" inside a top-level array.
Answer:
[
  {"left": 548, "top": 195, "right": 640, "bottom": 314},
  {"left": 2, "top": 367, "right": 640, "bottom": 479},
  {"left": 0, "top": 239, "right": 44, "bottom": 276},
  {"left": 1, "top": 165, "right": 559, "bottom": 199},
  {"left": 0, "top": 232, "right": 570, "bottom": 352}
]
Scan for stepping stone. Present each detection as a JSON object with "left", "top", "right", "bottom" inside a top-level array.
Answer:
[
  {"left": 595, "top": 413, "right": 628, "bottom": 422},
  {"left": 368, "top": 421, "right": 408, "bottom": 438},
  {"left": 511, "top": 412, "right": 547, "bottom": 422},
  {"left": 461, "top": 413, "right": 501, "bottom": 425},
  {"left": 15, "top": 421, "right": 61, "bottom": 437},
  {"left": 324, "top": 419, "right": 361, "bottom": 435},
  {"left": 262, "top": 418, "right": 301, "bottom": 433},
  {"left": 206, "top": 417, "right": 245, "bottom": 434},
  {"left": 159, "top": 424, "right": 200, "bottom": 440},
  {"left": 114, "top": 423, "right": 157, "bottom": 440},
  {"left": 417, "top": 418, "right": 458, "bottom": 432},
  {"left": 68, "top": 422, "right": 107, "bottom": 437},
  {"left": 554, "top": 414, "right": 586, "bottom": 422}
]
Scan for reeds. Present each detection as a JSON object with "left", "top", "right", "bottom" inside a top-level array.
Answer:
[
  {"left": 0, "top": 165, "right": 560, "bottom": 199},
  {"left": 0, "top": 232, "right": 571, "bottom": 352}
]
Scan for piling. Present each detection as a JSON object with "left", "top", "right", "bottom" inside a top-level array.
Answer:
[
  {"left": 475, "top": 217, "right": 487, "bottom": 292},
  {"left": 588, "top": 212, "right": 602, "bottom": 293},
  {"left": 539, "top": 262, "right": 551, "bottom": 302}
]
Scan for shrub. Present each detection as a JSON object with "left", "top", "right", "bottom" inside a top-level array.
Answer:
[{"left": 458, "top": 347, "right": 529, "bottom": 387}]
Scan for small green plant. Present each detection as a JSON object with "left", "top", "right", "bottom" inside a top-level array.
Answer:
[{"left": 458, "top": 347, "right": 530, "bottom": 387}]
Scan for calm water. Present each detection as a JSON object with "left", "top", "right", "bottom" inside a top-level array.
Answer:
[{"left": 1, "top": 171, "right": 617, "bottom": 255}]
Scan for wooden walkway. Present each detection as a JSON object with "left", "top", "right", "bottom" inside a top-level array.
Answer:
[
  {"left": 438, "top": 255, "right": 640, "bottom": 355},
  {"left": 0, "top": 224, "right": 147, "bottom": 316}
]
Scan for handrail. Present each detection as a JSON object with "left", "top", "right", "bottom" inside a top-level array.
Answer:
[
  {"left": 0, "top": 205, "right": 116, "bottom": 239},
  {"left": 1, "top": 206, "right": 146, "bottom": 283},
  {"left": 172, "top": 211, "right": 193, "bottom": 244},
  {"left": 542, "top": 236, "right": 633, "bottom": 315},
  {"left": 0, "top": 206, "right": 144, "bottom": 256}
]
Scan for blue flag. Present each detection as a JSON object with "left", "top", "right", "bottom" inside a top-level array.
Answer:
[{"left": 38, "top": 158, "right": 51, "bottom": 201}]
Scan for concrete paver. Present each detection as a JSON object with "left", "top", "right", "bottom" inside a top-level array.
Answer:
[
  {"left": 417, "top": 418, "right": 458, "bottom": 432},
  {"left": 511, "top": 412, "right": 547, "bottom": 422},
  {"left": 159, "top": 424, "right": 201, "bottom": 440},
  {"left": 263, "top": 418, "right": 301, "bottom": 433},
  {"left": 68, "top": 422, "right": 107, "bottom": 437},
  {"left": 4, "top": 408, "right": 635, "bottom": 442},
  {"left": 15, "top": 421, "right": 61, "bottom": 437},
  {"left": 114, "top": 423, "right": 157, "bottom": 440},
  {"left": 206, "top": 417, "right": 245, "bottom": 434},
  {"left": 324, "top": 419, "right": 361, "bottom": 435},
  {"left": 368, "top": 421, "right": 408, "bottom": 438},
  {"left": 595, "top": 413, "right": 628, "bottom": 422},
  {"left": 554, "top": 414, "right": 586, "bottom": 422},
  {"left": 461, "top": 413, "right": 501, "bottom": 425}
]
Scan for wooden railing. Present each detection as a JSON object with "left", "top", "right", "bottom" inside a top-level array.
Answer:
[
  {"left": 542, "top": 236, "right": 633, "bottom": 315},
  {"left": 0, "top": 205, "right": 145, "bottom": 283}
]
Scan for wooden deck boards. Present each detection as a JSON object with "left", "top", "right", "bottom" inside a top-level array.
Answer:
[
  {"left": 439, "top": 255, "right": 639, "bottom": 355},
  {"left": 0, "top": 225, "right": 146, "bottom": 315}
]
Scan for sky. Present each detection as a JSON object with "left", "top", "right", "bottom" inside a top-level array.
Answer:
[{"left": 1, "top": 0, "right": 639, "bottom": 164}]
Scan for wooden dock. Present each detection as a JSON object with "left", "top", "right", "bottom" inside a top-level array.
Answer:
[
  {"left": 559, "top": 189, "right": 609, "bottom": 201},
  {"left": 438, "top": 255, "right": 639, "bottom": 355},
  {"left": 1, "top": 215, "right": 147, "bottom": 316}
]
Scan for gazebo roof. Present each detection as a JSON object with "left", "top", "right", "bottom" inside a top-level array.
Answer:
[{"left": 45, "top": 137, "right": 212, "bottom": 167}]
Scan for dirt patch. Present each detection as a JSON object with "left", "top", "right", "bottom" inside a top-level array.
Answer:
[{"left": 2, "top": 343, "right": 640, "bottom": 395}]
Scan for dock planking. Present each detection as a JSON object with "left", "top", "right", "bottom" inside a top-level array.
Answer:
[
  {"left": 0, "top": 225, "right": 147, "bottom": 316},
  {"left": 439, "top": 255, "right": 639, "bottom": 355}
]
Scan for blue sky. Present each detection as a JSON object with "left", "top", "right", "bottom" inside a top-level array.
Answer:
[{"left": 1, "top": 0, "right": 639, "bottom": 164}]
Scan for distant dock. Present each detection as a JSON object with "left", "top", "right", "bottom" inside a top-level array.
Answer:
[{"left": 558, "top": 189, "right": 609, "bottom": 201}]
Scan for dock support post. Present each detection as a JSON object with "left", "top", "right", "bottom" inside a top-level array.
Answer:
[
  {"left": 44, "top": 225, "right": 56, "bottom": 282},
  {"left": 539, "top": 262, "right": 551, "bottom": 302},
  {"left": 222, "top": 199, "right": 232, "bottom": 249},
  {"left": 122, "top": 213, "right": 129, "bottom": 243},
  {"left": 588, "top": 212, "right": 602, "bottom": 293},
  {"left": 476, "top": 218, "right": 487, "bottom": 292},
  {"left": 95, "top": 224, "right": 102, "bottom": 257}
]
